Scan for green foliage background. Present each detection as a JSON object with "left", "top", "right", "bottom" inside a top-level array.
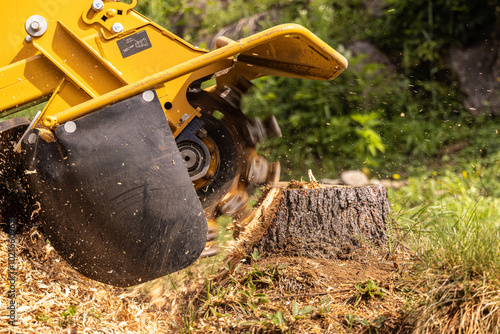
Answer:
[
  {"left": 137, "top": 0, "right": 499, "bottom": 179},
  {"left": 5, "top": 0, "right": 497, "bottom": 180}
]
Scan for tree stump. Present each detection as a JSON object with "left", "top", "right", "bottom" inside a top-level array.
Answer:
[
  {"left": 252, "top": 183, "right": 390, "bottom": 259},
  {"left": 222, "top": 182, "right": 390, "bottom": 277}
]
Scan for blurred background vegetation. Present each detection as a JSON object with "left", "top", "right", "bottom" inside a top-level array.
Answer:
[
  {"left": 3, "top": 0, "right": 498, "bottom": 180},
  {"left": 137, "top": 0, "right": 499, "bottom": 181}
]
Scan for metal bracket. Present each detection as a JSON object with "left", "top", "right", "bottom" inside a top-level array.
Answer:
[{"left": 82, "top": 0, "right": 137, "bottom": 34}]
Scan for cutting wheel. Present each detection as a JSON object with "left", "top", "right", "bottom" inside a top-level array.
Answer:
[{"left": 186, "top": 87, "right": 281, "bottom": 238}]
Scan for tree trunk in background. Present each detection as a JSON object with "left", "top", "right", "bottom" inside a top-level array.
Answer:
[{"left": 253, "top": 184, "right": 390, "bottom": 259}]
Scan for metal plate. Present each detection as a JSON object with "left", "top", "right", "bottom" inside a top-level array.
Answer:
[{"left": 117, "top": 30, "right": 152, "bottom": 58}]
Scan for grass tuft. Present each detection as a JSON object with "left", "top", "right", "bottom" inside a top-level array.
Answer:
[{"left": 390, "top": 169, "right": 500, "bottom": 332}]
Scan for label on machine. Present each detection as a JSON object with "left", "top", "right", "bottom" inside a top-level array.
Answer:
[{"left": 117, "top": 30, "right": 152, "bottom": 58}]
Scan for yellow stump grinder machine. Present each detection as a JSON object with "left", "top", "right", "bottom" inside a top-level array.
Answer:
[{"left": 0, "top": 0, "right": 347, "bottom": 286}]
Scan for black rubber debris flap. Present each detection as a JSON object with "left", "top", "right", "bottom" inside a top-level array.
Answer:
[{"left": 22, "top": 92, "right": 207, "bottom": 287}]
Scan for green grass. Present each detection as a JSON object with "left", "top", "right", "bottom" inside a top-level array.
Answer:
[
  {"left": 390, "top": 169, "right": 500, "bottom": 285},
  {"left": 389, "top": 165, "right": 500, "bottom": 331}
]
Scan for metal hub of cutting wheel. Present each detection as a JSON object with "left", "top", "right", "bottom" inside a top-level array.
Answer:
[{"left": 178, "top": 141, "right": 210, "bottom": 181}]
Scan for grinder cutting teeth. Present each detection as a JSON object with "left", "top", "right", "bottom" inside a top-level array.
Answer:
[
  {"left": 186, "top": 79, "right": 282, "bottom": 241},
  {"left": 0, "top": 0, "right": 347, "bottom": 287}
]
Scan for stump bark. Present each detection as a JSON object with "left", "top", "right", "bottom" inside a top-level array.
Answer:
[
  {"left": 218, "top": 182, "right": 390, "bottom": 282},
  {"left": 253, "top": 183, "right": 390, "bottom": 259}
]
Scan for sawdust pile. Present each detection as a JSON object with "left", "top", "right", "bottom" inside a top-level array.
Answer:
[{"left": 0, "top": 229, "right": 182, "bottom": 333}]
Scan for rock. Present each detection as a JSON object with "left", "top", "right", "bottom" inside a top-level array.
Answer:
[
  {"left": 371, "top": 179, "right": 408, "bottom": 189},
  {"left": 209, "top": 11, "right": 278, "bottom": 48},
  {"left": 347, "top": 41, "right": 397, "bottom": 75},
  {"left": 449, "top": 40, "right": 500, "bottom": 116},
  {"left": 340, "top": 170, "right": 369, "bottom": 186},
  {"left": 320, "top": 178, "right": 341, "bottom": 185},
  {"left": 361, "top": 0, "right": 386, "bottom": 16}
]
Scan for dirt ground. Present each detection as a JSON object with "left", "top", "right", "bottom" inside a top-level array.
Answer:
[
  {"left": 0, "top": 224, "right": 417, "bottom": 333},
  {"left": 0, "top": 184, "right": 415, "bottom": 333},
  {"left": 185, "top": 246, "right": 414, "bottom": 333}
]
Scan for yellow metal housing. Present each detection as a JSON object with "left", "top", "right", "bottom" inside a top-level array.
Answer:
[{"left": 0, "top": 0, "right": 347, "bottom": 136}]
